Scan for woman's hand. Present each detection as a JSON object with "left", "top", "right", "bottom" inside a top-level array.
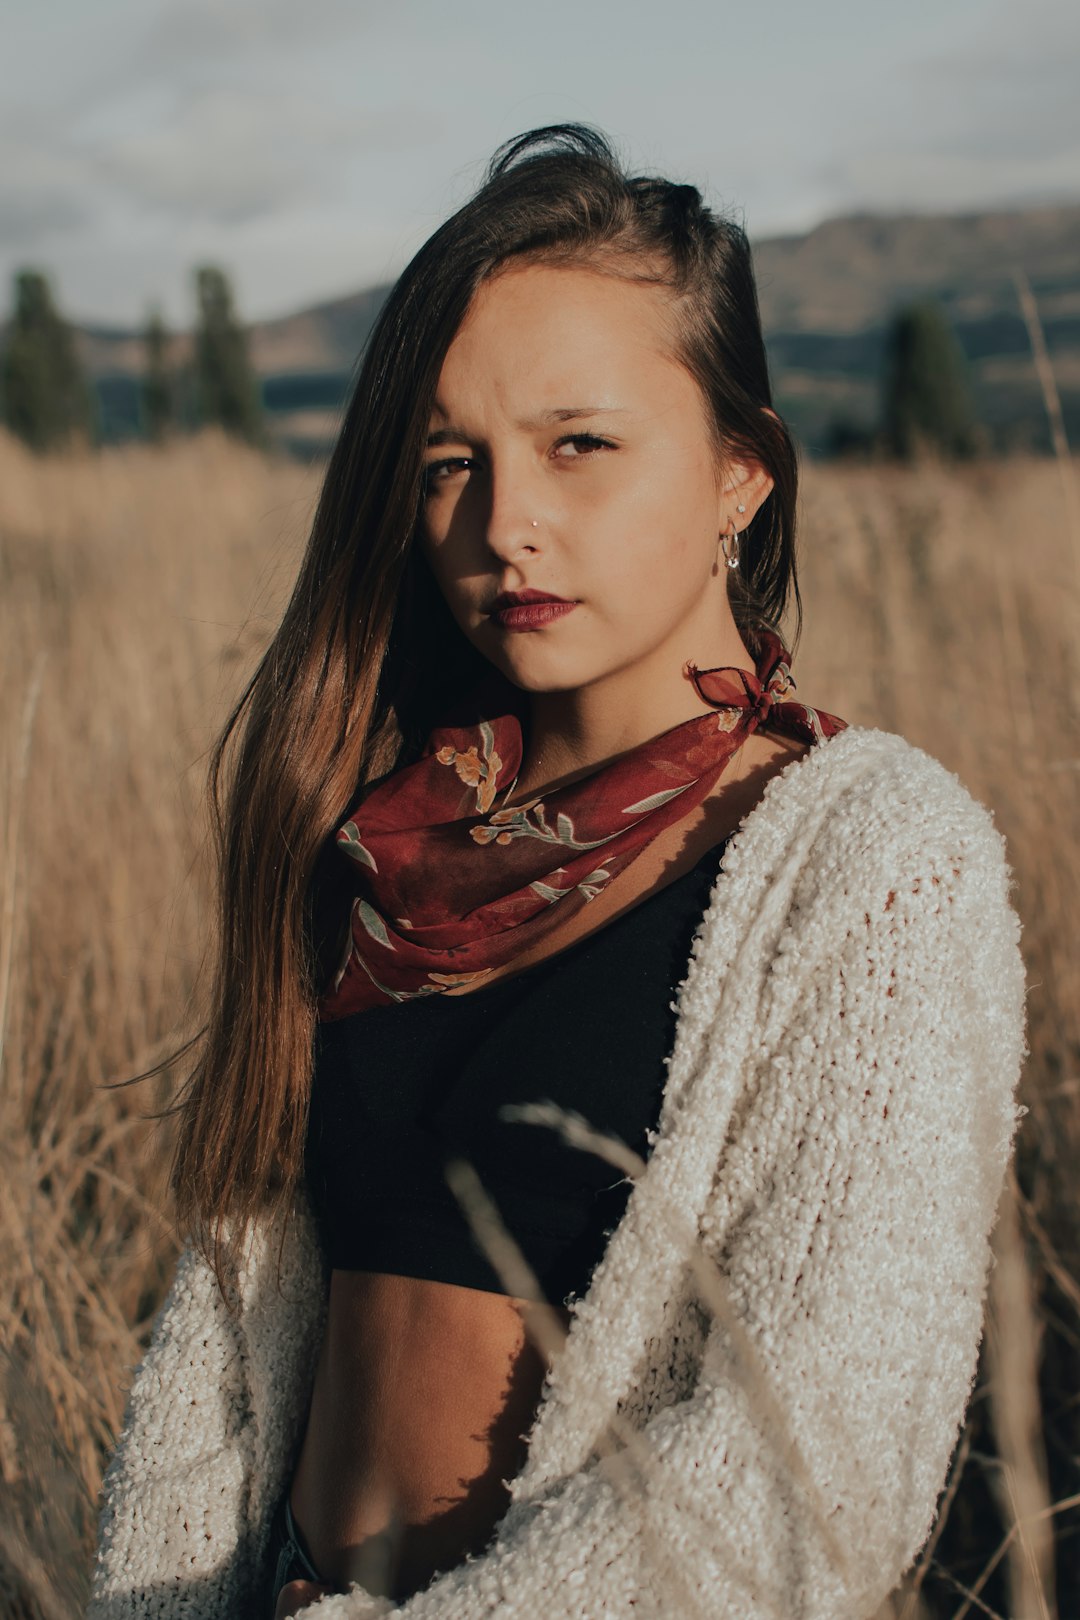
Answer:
[{"left": 274, "top": 1578, "right": 335, "bottom": 1618}]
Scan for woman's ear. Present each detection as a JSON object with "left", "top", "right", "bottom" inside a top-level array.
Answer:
[
  {"left": 713, "top": 408, "right": 781, "bottom": 524},
  {"left": 718, "top": 456, "right": 775, "bottom": 523},
  {"left": 718, "top": 409, "right": 780, "bottom": 520}
]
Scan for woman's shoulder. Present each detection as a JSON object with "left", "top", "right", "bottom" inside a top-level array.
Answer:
[
  {"left": 723, "top": 723, "right": 1018, "bottom": 947},
  {"left": 721, "top": 723, "right": 1026, "bottom": 1075},
  {"left": 773, "top": 723, "right": 1010, "bottom": 872},
  {"left": 688, "top": 725, "right": 1022, "bottom": 1036},
  {"left": 787, "top": 729, "right": 1024, "bottom": 1022}
]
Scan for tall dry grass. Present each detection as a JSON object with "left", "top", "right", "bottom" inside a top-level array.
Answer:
[
  {"left": 0, "top": 430, "right": 320, "bottom": 1617},
  {"left": 0, "top": 429, "right": 1076, "bottom": 1618}
]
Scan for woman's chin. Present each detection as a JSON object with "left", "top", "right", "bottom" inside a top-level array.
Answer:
[{"left": 483, "top": 647, "right": 599, "bottom": 696}]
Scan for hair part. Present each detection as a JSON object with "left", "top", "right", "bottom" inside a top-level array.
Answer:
[{"left": 170, "top": 123, "right": 803, "bottom": 1284}]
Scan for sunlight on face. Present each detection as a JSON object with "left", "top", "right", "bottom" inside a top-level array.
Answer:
[{"left": 418, "top": 261, "right": 735, "bottom": 694}]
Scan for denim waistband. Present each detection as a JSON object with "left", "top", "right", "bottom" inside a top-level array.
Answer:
[{"left": 268, "top": 1493, "right": 324, "bottom": 1614}]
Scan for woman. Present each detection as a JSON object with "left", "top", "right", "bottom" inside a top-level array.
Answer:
[{"left": 88, "top": 126, "right": 1026, "bottom": 1620}]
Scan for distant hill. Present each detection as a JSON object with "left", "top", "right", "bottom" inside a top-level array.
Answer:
[
  {"left": 751, "top": 202, "right": 1080, "bottom": 454},
  {"left": 40, "top": 199, "right": 1080, "bottom": 458}
]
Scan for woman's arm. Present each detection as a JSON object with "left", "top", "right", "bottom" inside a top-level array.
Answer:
[
  {"left": 309, "top": 791, "right": 1027, "bottom": 1620},
  {"left": 86, "top": 1240, "right": 259, "bottom": 1619},
  {"left": 87, "top": 1203, "right": 327, "bottom": 1620}
]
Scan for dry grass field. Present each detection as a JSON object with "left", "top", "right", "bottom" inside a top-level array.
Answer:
[{"left": 0, "top": 427, "right": 1077, "bottom": 1618}]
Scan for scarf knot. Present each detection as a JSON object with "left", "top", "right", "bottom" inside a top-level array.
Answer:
[{"left": 683, "top": 645, "right": 796, "bottom": 729}]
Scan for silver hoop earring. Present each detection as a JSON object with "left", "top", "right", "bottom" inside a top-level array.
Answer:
[{"left": 720, "top": 521, "right": 740, "bottom": 570}]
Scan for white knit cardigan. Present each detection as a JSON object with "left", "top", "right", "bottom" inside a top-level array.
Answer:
[{"left": 87, "top": 725, "right": 1028, "bottom": 1620}]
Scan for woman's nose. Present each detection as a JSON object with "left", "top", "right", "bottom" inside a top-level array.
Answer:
[{"left": 482, "top": 466, "right": 545, "bottom": 560}]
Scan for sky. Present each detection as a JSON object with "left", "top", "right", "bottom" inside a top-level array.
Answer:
[{"left": 2, "top": 0, "right": 1078, "bottom": 329}]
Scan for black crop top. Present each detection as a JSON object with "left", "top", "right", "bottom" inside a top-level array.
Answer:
[{"left": 305, "top": 835, "right": 728, "bottom": 1309}]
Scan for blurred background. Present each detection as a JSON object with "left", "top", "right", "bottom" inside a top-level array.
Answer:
[
  {"left": 3, "top": 0, "right": 1079, "bottom": 460},
  {"left": 1, "top": 3, "right": 1078, "bottom": 1618}
]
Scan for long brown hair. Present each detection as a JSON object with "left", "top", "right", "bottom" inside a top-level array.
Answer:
[{"left": 171, "top": 123, "right": 803, "bottom": 1270}]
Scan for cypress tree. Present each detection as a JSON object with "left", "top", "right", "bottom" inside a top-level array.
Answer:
[
  {"left": 881, "top": 299, "right": 981, "bottom": 461},
  {"left": 1, "top": 268, "right": 97, "bottom": 451},
  {"left": 192, "top": 265, "right": 265, "bottom": 446},
  {"left": 140, "top": 305, "right": 175, "bottom": 443}
]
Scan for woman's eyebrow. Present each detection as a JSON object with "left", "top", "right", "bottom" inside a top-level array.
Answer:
[
  {"left": 521, "top": 406, "right": 628, "bottom": 429},
  {"left": 426, "top": 406, "right": 627, "bottom": 447},
  {"left": 426, "top": 427, "right": 471, "bottom": 447}
]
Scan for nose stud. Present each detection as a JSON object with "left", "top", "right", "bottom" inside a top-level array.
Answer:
[{"left": 531, "top": 520, "right": 539, "bottom": 528}]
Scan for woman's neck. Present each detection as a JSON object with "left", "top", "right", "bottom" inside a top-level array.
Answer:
[{"left": 503, "top": 624, "right": 757, "bottom": 807}]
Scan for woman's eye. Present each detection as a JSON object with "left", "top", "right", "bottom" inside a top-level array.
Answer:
[
  {"left": 552, "top": 434, "right": 616, "bottom": 460},
  {"left": 423, "top": 456, "right": 473, "bottom": 491}
]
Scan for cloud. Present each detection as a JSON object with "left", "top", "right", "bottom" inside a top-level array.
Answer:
[
  {"left": 817, "top": 145, "right": 1080, "bottom": 219},
  {"left": 0, "top": 1, "right": 418, "bottom": 235},
  {"left": 0, "top": 134, "right": 99, "bottom": 249},
  {"left": 96, "top": 88, "right": 442, "bottom": 225},
  {"left": 904, "top": 0, "right": 1080, "bottom": 162},
  {"left": 98, "top": 0, "right": 388, "bottom": 95},
  {"left": 804, "top": 0, "right": 1080, "bottom": 219},
  {"left": 91, "top": 87, "right": 366, "bottom": 224}
]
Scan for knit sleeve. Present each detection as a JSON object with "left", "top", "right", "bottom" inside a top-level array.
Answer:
[
  {"left": 86, "top": 1240, "right": 258, "bottom": 1620},
  {"left": 309, "top": 784, "right": 1028, "bottom": 1620}
]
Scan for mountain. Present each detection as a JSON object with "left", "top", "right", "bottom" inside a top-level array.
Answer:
[
  {"left": 52, "top": 200, "right": 1080, "bottom": 457},
  {"left": 751, "top": 203, "right": 1080, "bottom": 453}
]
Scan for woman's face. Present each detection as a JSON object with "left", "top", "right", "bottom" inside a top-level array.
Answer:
[{"left": 418, "top": 260, "right": 770, "bottom": 696}]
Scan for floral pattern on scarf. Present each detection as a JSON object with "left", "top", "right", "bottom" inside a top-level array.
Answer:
[{"left": 319, "top": 629, "right": 847, "bottom": 1018}]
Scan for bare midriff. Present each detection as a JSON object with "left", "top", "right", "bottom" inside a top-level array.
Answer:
[
  {"left": 289, "top": 1272, "right": 572, "bottom": 1601},
  {"left": 289, "top": 730, "right": 811, "bottom": 1604}
]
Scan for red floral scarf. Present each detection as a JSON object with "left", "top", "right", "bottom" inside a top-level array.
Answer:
[{"left": 319, "top": 629, "right": 846, "bottom": 1019}]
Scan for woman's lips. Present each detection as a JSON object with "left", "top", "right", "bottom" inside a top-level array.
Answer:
[{"left": 489, "top": 601, "right": 578, "bottom": 630}]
